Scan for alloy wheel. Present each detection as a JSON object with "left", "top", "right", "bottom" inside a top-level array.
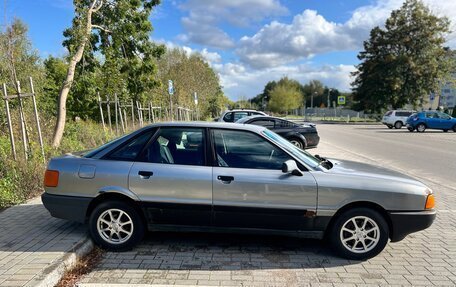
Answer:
[
  {"left": 97, "top": 209, "right": 134, "bottom": 245},
  {"left": 339, "top": 216, "right": 380, "bottom": 254}
]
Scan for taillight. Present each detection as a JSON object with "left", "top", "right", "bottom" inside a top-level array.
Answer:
[{"left": 44, "top": 170, "right": 59, "bottom": 187}]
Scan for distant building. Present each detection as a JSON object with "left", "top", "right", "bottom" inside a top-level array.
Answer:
[{"left": 439, "top": 76, "right": 456, "bottom": 108}]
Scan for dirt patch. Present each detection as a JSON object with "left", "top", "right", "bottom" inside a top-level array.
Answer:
[{"left": 55, "top": 246, "right": 104, "bottom": 287}]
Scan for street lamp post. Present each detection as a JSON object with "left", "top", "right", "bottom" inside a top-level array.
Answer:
[
  {"left": 311, "top": 92, "right": 317, "bottom": 109},
  {"left": 327, "top": 88, "right": 332, "bottom": 109}
]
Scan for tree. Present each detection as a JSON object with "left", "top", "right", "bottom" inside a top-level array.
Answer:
[
  {"left": 52, "top": 0, "right": 164, "bottom": 147},
  {"left": 268, "top": 77, "right": 303, "bottom": 113},
  {"left": 0, "top": 19, "right": 43, "bottom": 92},
  {"left": 154, "top": 48, "right": 226, "bottom": 119},
  {"left": 352, "top": 0, "right": 451, "bottom": 112},
  {"left": 302, "top": 80, "right": 324, "bottom": 107}
]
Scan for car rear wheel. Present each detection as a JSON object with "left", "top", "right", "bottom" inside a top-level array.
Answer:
[
  {"left": 387, "top": 125, "right": 393, "bottom": 129},
  {"left": 443, "top": 129, "right": 448, "bottom": 132},
  {"left": 394, "top": 121, "right": 402, "bottom": 129},
  {"left": 89, "top": 201, "right": 145, "bottom": 251},
  {"left": 453, "top": 125, "right": 456, "bottom": 132},
  {"left": 289, "top": 137, "right": 305, "bottom": 149},
  {"left": 329, "top": 208, "right": 389, "bottom": 260},
  {"left": 416, "top": 123, "right": 426, "bottom": 133}
]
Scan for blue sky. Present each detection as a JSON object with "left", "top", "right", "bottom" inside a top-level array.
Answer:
[{"left": 3, "top": 0, "right": 456, "bottom": 100}]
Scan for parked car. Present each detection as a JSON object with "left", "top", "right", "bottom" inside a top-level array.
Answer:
[
  {"left": 217, "top": 109, "right": 267, "bottom": 122},
  {"left": 406, "top": 111, "right": 456, "bottom": 132},
  {"left": 236, "top": 116, "right": 319, "bottom": 149},
  {"left": 42, "top": 122, "right": 435, "bottom": 260},
  {"left": 381, "top": 110, "right": 415, "bottom": 129}
]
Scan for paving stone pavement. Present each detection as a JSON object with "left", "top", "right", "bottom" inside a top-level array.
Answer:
[
  {"left": 77, "top": 129, "right": 456, "bottom": 287},
  {"left": 0, "top": 197, "right": 89, "bottom": 287}
]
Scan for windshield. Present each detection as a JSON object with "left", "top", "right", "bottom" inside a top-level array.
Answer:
[{"left": 262, "top": 129, "right": 321, "bottom": 168}]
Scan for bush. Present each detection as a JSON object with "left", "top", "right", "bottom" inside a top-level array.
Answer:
[{"left": 0, "top": 119, "right": 115, "bottom": 209}]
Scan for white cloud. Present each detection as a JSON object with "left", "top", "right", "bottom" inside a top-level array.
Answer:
[
  {"left": 237, "top": 0, "right": 456, "bottom": 68},
  {"left": 154, "top": 39, "right": 222, "bottom": 65},
  {"left": 177, "top": 0, "right": 287, "bottom": 48},
  {"left": 213, "top": 62, "right": 356, "bottom": 100}
]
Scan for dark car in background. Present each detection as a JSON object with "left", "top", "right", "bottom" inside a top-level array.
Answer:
[
  {"left": 236, "top": 116, "right": 319, "bottom": 149},
  {"left": 406, "top": 111, "right": 456, "bottom": 132}
]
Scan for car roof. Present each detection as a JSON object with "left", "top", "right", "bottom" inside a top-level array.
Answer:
[
  {"left": 145, "top": 121, "right": 266, "bottom": 132},
  {"left": 236, "top": 115, "right": 287, "bottom": 123},
  {"left": 223, "top": 109, "right": 266, "bottom": 113}
]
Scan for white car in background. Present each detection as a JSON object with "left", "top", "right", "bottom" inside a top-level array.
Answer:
[
  {"left": 217, "top": 109, "right": 267, "bottom": 122},
  {"left": 381, "top": 110, "right": 415, "bottom": 129}
]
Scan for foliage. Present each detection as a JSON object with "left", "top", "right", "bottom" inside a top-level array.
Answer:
[
  {"left": 0, "top": 19, "right": 44, "bottom": 91},
  {"left": 352, "top": 0, "right": 452, "bottom": 112},
  {"left": 154, "top": 48, "right": 229, "bottom": 119},
  {"left": 452, "top": 106, "right": 456, "bottom": 118},
  {"left": 268, "top": 77, "right": 303, "bottom": 113},
  {"left": 63, "top": 0, "right": 165, "bottom": 101}
]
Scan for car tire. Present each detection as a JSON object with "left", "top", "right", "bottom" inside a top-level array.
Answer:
[
  {"left": 387, "top": 125, "right": 393, "bottom": 129},
  {"left": 394, "top": 121, "right": 402, "bottom": 129},
  {"left": 407, "top": 127, "right": 414, "bottom": 132},
  {"left": 289, "top": 137, "right": 305, "bottom": 149},
  {"left": 453, "top": 125, "right": 456, "bottom": 132},
  {"left": 443, "top": 129, "right": 448, "bottom": 132},
  {"left": 329, "top": 208, "right": 389, "bottom": 260},
  {"left": 89, "top": 200, "right": 145, "bottom": 251},
  {"left": 416, "top": 123, "right": 426, "bottom": 133}
]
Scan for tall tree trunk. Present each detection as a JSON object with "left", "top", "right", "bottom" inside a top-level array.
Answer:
[{"left": 51, "top": 0, "right": 101, "bottom": 147}]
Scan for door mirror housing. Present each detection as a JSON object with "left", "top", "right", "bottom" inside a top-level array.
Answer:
[{"left": 282, "top": 160, "right": 303, "bottom": 176}]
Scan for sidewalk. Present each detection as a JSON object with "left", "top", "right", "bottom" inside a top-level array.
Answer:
[{"left": 0, "top": 196, "right": 92, "bottom": 287}]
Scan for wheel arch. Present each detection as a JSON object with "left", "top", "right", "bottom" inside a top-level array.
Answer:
[
  {"left": 324, "top": 201, "right": 393, "bottom": 240},
  {"left": 287, "top": 133, "right": 307, "bottom": 147},
  {"left": 86, "top": 192, "right": 146, "bottom": 225}
]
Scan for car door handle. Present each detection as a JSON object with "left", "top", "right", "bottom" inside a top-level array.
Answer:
[
  {"left": 217, "top": 175, "right": 234, "bottom": 183},
  {"left": 138, "top": 171, "right": 153, "bottom": 179}
]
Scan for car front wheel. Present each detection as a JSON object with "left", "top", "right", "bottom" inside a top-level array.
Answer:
[
  {"left": 329, "top": 208, "right": 389, "bottom": 260},
  {"left": 407, "top": 127, "right": 414, "bottom": 132},
  {"left": 89, "top": 201, "right": 145, "bottom": 251},
  {"left": 394, "top": 121, "right": 402, "bottom": 129}
]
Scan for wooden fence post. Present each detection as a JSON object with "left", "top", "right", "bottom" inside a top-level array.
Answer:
[
  {"left": 98, "top": 92, "right": 106, "bottom": 130},
  {"left": 2, "top": 84, "right": 16, "bottom": 160},
  {"left": 16, "top": 81, "right": 28, "bottom": 161},
  {"left": 29, "top": 77, "right": 45, "bottom": 163}
]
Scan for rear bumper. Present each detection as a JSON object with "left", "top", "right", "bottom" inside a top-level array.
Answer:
[
  {"left": 305, "top": 133, "right": 320, "bottom": 148},
  {"left": 41, "top": 193, "right": 92, "bottom": 223},
  {"left": 388, "top": 210, "right": 436, "bottom": 242}
]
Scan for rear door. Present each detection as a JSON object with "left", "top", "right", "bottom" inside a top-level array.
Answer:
[
  {"left": 128, "top": 127, "right": 212, "bottom": 226},
  {"left": 210, "top": 128, "right": 318, "bottom": 230},
  {"left": 437, "top": 112, "right": 453, "bottom": 129}
]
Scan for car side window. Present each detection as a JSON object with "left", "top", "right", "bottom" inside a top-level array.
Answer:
[
  {"left": 438, "top": 113, "right": 451, "bottom": 120},
  {"left": 213, "top": 129, "right": 292, "bottom": 170},
  {"left": 142, "top": 128, "right": 205, "bottom": 166},
  {"left": 107, "top": 129, "right": 156, "bottom": 161},
  {"left": 223, "top": 112, "right": 233, "bottom": 122},
  {"left": 425, "top": 112, "right": 436, "bottom": 119},
  {"left": 251, "top": 119, "right": 275, "bottom": 129},
  {"left": 276, "top": 119, "right": 293, "bottom": 128},
  {"left": 233, "top": 112, "right": 248, "bottom": 121}
]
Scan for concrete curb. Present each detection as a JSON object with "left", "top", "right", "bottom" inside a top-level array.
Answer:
[{"left": 27, "top": 236, "right": 94, "bottom": 287}]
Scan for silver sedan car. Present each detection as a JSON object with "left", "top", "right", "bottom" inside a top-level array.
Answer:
[{"left": 42, "top": 122, "right": 435, "bottom": 260}]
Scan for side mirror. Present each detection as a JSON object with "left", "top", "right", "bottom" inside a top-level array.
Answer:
[{"left": 282, "top": 160, "right": 303, "bottom": 176}]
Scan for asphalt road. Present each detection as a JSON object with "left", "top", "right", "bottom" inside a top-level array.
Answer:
[{"left": 316, "top": 124, "right": 456, "bottom": 191}]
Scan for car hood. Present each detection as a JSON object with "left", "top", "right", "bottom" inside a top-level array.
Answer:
[{"left": 326, "top": 158, "right": 426, "bottom": 187}]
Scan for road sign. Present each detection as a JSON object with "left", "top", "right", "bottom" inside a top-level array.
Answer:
[
  {"left": 337, "top": 96, "right": 346, "bottom": 105},
  {"left": 168, "top": 80, "right": 174, "bottom": 95},
  {"left": 194, "top": 92, "right": 198, "bottom": 105}
]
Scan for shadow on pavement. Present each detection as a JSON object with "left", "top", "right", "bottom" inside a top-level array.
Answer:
[{"left": 95, "top": 231, "right": 360, "bottom": 272}]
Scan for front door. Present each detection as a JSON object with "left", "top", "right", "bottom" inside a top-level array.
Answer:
[
  {"left": 128, "top": 127, "right": 212, "bottom": 226},
  {"left": 211, "top": 129, "right": 318, "bottom": 230}
]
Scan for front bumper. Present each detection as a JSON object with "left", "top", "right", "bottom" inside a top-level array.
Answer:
[
  {"left": 388, "top": 210, "right": 436, "bottom": 242},
  {"left": 41, "top": 193, "right": 92, "bottom": 223}
]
